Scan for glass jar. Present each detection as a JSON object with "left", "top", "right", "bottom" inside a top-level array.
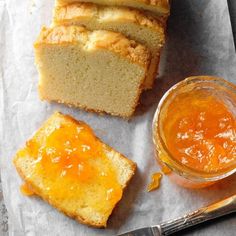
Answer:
[{"left": 152, "top": 76, "right": 236, "bottom": 188}]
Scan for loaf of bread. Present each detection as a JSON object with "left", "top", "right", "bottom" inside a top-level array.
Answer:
[
  {"left": 53, "top": 3, "right": 165, "bottom": 89},
  {"left": 34, "top": 25, "right": 150, "bottom": 117},
  {"left": 13, "top": 112, "right": 136, "bottom": 228},
  {"left": 56, "top": 0, "right": 170, "bottom": 16}
]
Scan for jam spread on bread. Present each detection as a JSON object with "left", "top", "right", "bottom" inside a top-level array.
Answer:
[{"left": 18, "top": 118, "right": 122, "bottom": 210}]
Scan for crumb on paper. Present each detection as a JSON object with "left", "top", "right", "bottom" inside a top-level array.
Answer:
[
  {"left": 147, "top": 172, "right": 162, "bottom": 192},
  {"left": 28, "top": 0, "right": 36, "bottom": 14}
]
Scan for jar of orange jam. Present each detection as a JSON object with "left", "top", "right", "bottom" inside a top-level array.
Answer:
[{"left": 152, "top": 76, "right": 236, "bottom": 188}]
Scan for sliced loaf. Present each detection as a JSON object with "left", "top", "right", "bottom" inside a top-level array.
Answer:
[
  {"left": 53, "top": 3, "right": 166, "bottom": 89},
  {"left": 34, "top": 25, "right": 151, "bottom": 117}
]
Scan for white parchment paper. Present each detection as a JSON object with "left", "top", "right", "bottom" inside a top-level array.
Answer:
[{"left": 0, "top": 0, "right": 236, "bottom": 235}]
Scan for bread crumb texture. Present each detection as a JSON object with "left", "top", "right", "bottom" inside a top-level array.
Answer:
[{"left": 34, "top": 25, "right": 151, "bottom": 117}]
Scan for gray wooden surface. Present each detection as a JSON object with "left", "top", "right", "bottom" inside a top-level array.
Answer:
[{"left": 0, "top": 0, "right": 235, "bottom": 235}]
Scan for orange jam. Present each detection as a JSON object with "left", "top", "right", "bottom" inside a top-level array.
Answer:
[
  {"left": 162, "top": 89, "right": 236, "bottom": 173},
  {"left": 20, "top": 183, "right": 34, "bottom": 196},
  {"left": 147, "top": 172, "right": 162, "bottom": 192},
  {"left": 17, "top": 116, "right": 122, "bottom": 212}
]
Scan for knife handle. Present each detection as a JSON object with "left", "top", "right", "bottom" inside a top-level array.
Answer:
[{"left": 158, "top": 194, "right": 236, "bottom": 236}]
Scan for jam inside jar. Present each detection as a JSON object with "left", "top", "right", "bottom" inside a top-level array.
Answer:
[{"left": 153, "top": 76, "right": 236, "bottom": 188}]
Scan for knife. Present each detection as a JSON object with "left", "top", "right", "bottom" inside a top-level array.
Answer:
[{"left": 118, "top": 194, "right": 236, "bottom": 236}]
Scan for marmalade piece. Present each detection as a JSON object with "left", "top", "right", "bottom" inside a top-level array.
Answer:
[
  {"left": 147, "top": 172, "right": 162, "bottom": 192},
  {"left": 162, "top": 90, "right": 236, "bottom": 173},
  {"left": 20, "top": 183, "right": 35, "bottom": 196}
]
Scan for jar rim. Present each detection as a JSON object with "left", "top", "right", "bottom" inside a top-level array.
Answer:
[{"left": 152, "top": 75, "right": 236, "bottom": 182}]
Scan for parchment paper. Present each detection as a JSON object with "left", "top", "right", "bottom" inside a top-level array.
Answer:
[{"left": 0, "top": 0, "right": 236, "bottom": 235}]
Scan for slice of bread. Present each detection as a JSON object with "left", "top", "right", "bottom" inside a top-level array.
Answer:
[
  {"left": 34, "top": 25, "right": 150, "bottom": 118},
  {"left": 53, "top": 3, "right": 166, "bottom": 89},
  {"left": 13, "top": 112, "right": 136, "bottom": 228},
  {"left": 56, "top": 0, "right": 170, "bottom": 16}
]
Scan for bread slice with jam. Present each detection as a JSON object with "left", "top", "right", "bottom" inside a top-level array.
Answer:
[{"left": 13, "top": 112, "right": 136, "bottom": 228}]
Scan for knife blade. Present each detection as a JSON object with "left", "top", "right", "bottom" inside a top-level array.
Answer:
[{"left": 118, "top": 194, "right": 236, "bottom": 236}]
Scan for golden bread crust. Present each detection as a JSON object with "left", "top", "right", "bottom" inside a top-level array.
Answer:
[
  {"left": 34, "top": 25, "right": 150, "bottom": 69},
  {"left": 54, "top": 2, "right": 166, "bottom": 35},
  {"left": 56, "top": 0, "right": 170, "bottom": 15}
]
